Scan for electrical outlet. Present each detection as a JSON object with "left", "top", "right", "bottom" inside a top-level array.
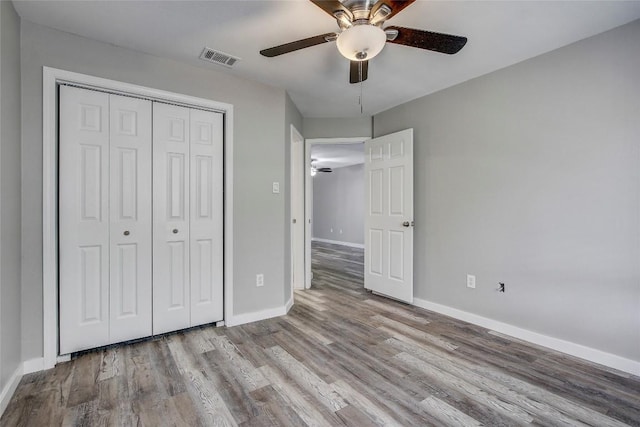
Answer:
[
  {"left": 467, "top": 274, "right": 476, "bottom": 289},
  {"left": 330, "top": 228, "right": 333, "bottom": 233},
  {"left": 256, "top": 274, "right": 264, "bottom": 287},
  {"left": 339, "top": 229, "right": 343, "bottom": 234}
]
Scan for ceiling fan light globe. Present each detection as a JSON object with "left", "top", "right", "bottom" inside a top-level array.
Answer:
[{"left": 336, "top": 25, "right": 386, "bottom": 61}]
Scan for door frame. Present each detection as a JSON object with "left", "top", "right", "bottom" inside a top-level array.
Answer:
[
  {"left": 304, "top": 137, "right": 370, "bottom": 289},
  {"left": 290, "top": 125, "right": 304, "bottom": 298},
  {"left": 42, "top": 67, "right": 234, "bottom": 369}
]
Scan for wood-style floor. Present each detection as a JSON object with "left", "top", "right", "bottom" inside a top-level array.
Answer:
[{"left": 2, "top": 241, "right": 639, "bottom": 426}]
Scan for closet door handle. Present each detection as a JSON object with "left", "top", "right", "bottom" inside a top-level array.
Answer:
[
  {"left": 123, "top": 230, "right": 130, "bottom": 236},
  {"left": 173, "top": 229, "right": 179, "bottom": 234}
]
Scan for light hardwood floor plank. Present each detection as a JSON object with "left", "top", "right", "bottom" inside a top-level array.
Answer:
[
  {"left": 258, "top": 366, "right": 336, "bottom": 427},
  {"left": 266, "top": 345, "right": 348, "bottom": 412},
  {"left": 166, "top": 335, "right": 239, "bottom": 426},
  {"left": 420, "top": 396, "right": 483, "bottom": 427}
]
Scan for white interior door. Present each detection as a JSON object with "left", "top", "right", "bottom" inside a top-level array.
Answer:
[
  {"left": 59, "top": 86, "right": 111, "bottom": 353},
  {"left": 291, "top": 126, "right": 305, "bottom": 290},
  {"left": 189, "top": 109, "right": 224, "bottom": 326},
  {"left": 364, "top": 129, "right": 414, "bottom": 303},
  {"left": 108, "top": 94, "right": 152, "bottom": 343},
  {"left": 153, "top": 103, "right": 191, "bottom": 334}
]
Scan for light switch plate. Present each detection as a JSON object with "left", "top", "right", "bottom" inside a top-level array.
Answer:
[{"left": 272, "top": 182, "right": 280, "bottom": 193}]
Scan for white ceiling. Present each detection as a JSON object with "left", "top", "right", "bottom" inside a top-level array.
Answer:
[
  {"left": 13, "top": 1, "right": 640, "bottom": 118},
  {"left": 311, "top": 143, "right": 365, "bottom": 169}
]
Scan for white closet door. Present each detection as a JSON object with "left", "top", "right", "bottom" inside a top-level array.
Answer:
[
  {"left": 59, "top": 86, "right": 111, "bottom": 354},
  {"left": 153, "top": 103, "right": 191, "bottom": 334},
  {"left": 189, "top": 109, "right": 224, "bottom": 326},
  {"left": 109, "top": 94, "right": 152, "bottom": 343}
]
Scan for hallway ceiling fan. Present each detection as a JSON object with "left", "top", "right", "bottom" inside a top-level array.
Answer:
[
  {"left": 311, "top": 159, "right": 333, "bottom": 176},
  {"left": 260, "top": 0, "right": 468, "bottom": 84}
]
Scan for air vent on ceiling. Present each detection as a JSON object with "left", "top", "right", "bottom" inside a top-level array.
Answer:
[{"left": 199, "top": 47, "right": 240, "bottom": 68}]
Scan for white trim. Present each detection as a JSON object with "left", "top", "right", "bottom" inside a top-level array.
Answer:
[
  {"left": 57, "top": 354, "right": 71, "bottom": 364},
  {"left": 0, "top": 363, "right": 22, "bottom": 418},
  {"left": 0, "top": 37, "right": 2, "bottom": 417},
  {"left": 312, "top": 237, "right": 364, "bottom": 249},
  {"left": 226, "top": 303, "right": 290, "bottom": 327},
  {"left": 42, "top": 68, "right": 57, "bottom": 370},
  {"left": 285, "top": 295, "right": 294, "bottom": 313},
  {"left": 413, "top": 297, "right": 640, "bottom": 376},
  {"left": 290, "top": 125, "right": 304, "bottom": 294},
  {"left": 223, "top": 94, "right": 235, "bottom": 343},
  {"left": 43, "top": 67, "right": 234, "bottom": 370},
  {"left": 22, "top": 357, "right": 45, "bottom": 375},
  {"left": 304, "top": 137, "right": 370, "bottom": 289}
]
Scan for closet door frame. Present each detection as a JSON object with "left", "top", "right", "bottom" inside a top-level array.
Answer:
[{"left": 43, "top": 67, "right": 234, "bottom": 369}]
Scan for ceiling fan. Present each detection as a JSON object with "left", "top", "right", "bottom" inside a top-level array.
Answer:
[
  {"left": 311, "top": 159, "right": 332, "bottom": 176},
  {"left": 260, "top": 0, "right": 467, "bottom": 84}
]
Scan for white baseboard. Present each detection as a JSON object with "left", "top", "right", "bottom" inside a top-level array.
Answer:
[
  {"left": 22, "top": 357, "right": 45, "bottom": 375},
  {"left": 0, "top": 363, "right": 23, "bottom": 418},
  {"left": 285, "top": 295, "right": 294, "bottom": 313},
  {"left": 312, "top": 237, "right": 364, "bottom": 249},
  {"left": 413, "top": 297, "right": 640, "bottom": 376},
  {"left": 226, "top": 303, "right": 290, "bottom": 327}
]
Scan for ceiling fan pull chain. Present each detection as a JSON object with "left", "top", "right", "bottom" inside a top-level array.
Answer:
[
  {"left": 360, "top": 80, "right": 363, "bottom": 115},
  {"left": 359, "top": 62, "right": 364, "bottom": 115}
]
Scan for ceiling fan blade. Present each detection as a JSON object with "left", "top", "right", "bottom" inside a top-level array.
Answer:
[
  {"left": 310, "top": 0, "right": 353, "bottom": 20},
  {"left": 260, "top": 32, "right": 337, "bottom": 57},
  {"left": 385, "top": 26, "right": 467, "bottom": 54},
  {"left": 349, "top": 60, "right": 369, "bottom": 84},
  {"left": 370, "top": 0, "right": 416, "bottom": 23}
]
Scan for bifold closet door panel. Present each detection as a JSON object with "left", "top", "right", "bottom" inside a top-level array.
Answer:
[
  {"left": 109, "top": 94, "right": 153, "bottom": 343},
  {"left": 60, "top": 86, "right": 224, "bottom": 351},
  {"left": 59, "top": 86, "right": 111, "bottom": 354},
  {"left": 190, "top": 109, "right": 224, "bottom": 326},
  {"left": 153, "top": 103, "right": 191, "bottom": 335}
]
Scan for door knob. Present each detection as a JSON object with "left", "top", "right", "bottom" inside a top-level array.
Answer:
[
  {"left": 292, "top": 219, "right": 297, "bottom": 224},
  {"left": 123, "top": 230, "right": 130, "bottom": 236},
  {"left": 173, "top": 229, "right": 178, "bottom": 234},
  {"left": 402, "top": 221, "right": 410, "bottom": 227}
]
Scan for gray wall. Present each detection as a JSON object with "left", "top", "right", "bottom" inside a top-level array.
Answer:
[
  {"left": 20, "top": 20, "right": 288, "bottom": 360},
  {"left": 1, "top": 0, "right": 22, "bottom": 390},
  {"left": 284, "top": 93, "right": 304, "bottom": 302},
  {"left": 313, "top": 164, "right": 364, "bottom": 246},
  {"left": 304, "top": 117, "right": 371, "bottom": 139},
  {"left": 373, "top": 20, "right": 640, "bottom": 361}
]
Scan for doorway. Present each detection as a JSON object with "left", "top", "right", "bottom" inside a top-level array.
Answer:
[
  {"left": 304, "top": 137, "right": 369, "bottom": 289},
  {"left": 303, "top": 130, "right": 415, "bottom": 304}
]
